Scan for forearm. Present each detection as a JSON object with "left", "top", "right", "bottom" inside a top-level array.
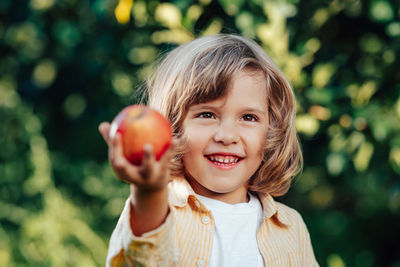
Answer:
[
  {"left": 107, "top": 194, "right": 175, "bottom": 267},
  {"left": 130, "top": 184, "right": 169, "bottom": 236}
]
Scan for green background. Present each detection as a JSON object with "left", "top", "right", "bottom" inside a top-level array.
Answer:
[{"left": 1, "top": 0, "right": 400, "bottom": 266}]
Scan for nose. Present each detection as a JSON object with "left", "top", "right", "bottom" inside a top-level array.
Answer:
[{"left": 213, "top": 119, "right": 240, "bottom": 145}]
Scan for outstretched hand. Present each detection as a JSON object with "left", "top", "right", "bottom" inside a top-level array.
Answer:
[
  {"left": 99, "top": 121, "right": 175, "bottom": 235},
  {"left": 98, "top": 122, "right": 175, "bottom": 192}
]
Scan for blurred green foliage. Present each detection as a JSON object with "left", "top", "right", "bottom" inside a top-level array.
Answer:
[{"left": 1, "top": 0, "right": 400, "bottom": 266}]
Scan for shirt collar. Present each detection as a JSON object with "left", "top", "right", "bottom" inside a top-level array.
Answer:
[
  {"left": 256, "top": 192, "right": 291, "bottom": 226},
  {"left": 168, "top": 177, "right": 290, "bottom": 226},
  {"left": 168, "top": 177, "right": 195, "bottom": 207}
]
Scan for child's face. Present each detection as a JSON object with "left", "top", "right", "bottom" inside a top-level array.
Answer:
[{"left": 182, "top": 69, "right": 269, "bottom": 204}]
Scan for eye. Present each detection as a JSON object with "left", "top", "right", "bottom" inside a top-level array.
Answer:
[
  {"left": 242, "top": 114, "right": 258, "bottom": 122},
  {"left": 197, "top": 112, "right": 215, "bottom": 119}
]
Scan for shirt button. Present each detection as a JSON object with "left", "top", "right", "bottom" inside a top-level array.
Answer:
[
  {"left": 197, "top": 259, "right": 205, "bottom": 267},
  {"left": 194, "top": 200, "right": 201, "bottom": 208},
  {"left": 201, "top": 216, "right": 210, "bottom": 224}
]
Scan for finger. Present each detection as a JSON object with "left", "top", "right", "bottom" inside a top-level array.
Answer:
[
  {"left": 110, "top": 133, "right": 141, "bottom": 183},
  {"left": 118, "top": 163, "right": 142, "bottom": 184},
  {"left": 98, "top": 122, "right": 112, "bottom": 146},
  {"left": 110, "top": 133, "right": 128, "bottom": 173},
  {"left": 111, "top": 132, "right": 124, "bottom": 160},
  {"left": 139, "top": 144, "right": 156, "bottom": 179}
]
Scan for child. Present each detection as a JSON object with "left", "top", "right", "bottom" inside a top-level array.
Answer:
[{"left": 99, "top": 34, "right": 319, "bottom": 266}]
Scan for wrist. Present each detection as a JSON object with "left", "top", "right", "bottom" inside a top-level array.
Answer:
[
  {"left": 129, "top": 185, "right": 169, "bottom": 236},
  {"left": 130, "top": 183, "right": 168, "bottom": 198},
  {"left": 130, "top": 184, "right": 168, "bottom": 211}
]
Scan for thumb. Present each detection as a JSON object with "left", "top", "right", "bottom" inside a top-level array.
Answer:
[{"left": 98, "top": 122, "right": 112, "bottom": 146}]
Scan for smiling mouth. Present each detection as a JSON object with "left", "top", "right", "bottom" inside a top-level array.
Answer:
[{"left": 205, "top": 155, "right": 242, "bottom": 166}]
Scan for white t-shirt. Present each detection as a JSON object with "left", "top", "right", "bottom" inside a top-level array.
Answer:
[{"left": 196, "top": 193, "right": 264, "bottom": 267}]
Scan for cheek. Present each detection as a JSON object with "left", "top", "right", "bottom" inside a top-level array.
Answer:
[
  {"left": 247, "top": 129, "right": 267, "bottom": 158},
  {"left": 181, "top": 127, "right": 205, "bottom": 160},
  {"left": 184, "top": 124, "right": 212, "bottom": 145}
]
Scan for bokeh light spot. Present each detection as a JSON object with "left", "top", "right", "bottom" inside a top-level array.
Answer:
[
  {"left": 388, "top": 188, "right": 400, "bottom": 212},
  {"left": 25, "top": 115, "right": 42, "bottom": 134},
  {"left": 309, "top": 105, "right": 331, "bottom": 120},
  {"left": 296, "top": 167, "right": 321, "bottom": 193},
  {"left": 111, "top": 71, "right": 133, "bottom": 97},
  {"left": 236, "top": 12, "right": 254, "bottom": 35},
  {"left": 372, "top": 119, "right": 388, "bottom": 141},
  {"left": 128, "top": 46, "right": 157, "bottom": 65},
  {"left": 349, "top": 81, "right": 377, "bottom": 107},
  {"left": 155, "top": 3, "right": 182, "bottom": 28},
  {"left": 309, "top": 186, "right": 334, "bottom": 208},
  {"left": 330, "top": 131, "right": 347, "bottom": 152},
  {"left": 312, "top": 63, "right": 336, "bottom": 88},
  {"left": 359, "top": 34, "right": 382, "bottom": 53},
  {"left": 32, "top": 59, "right": 57, "bottom": 88},
  {"left": 4, "top": 22, "right": 44, "bottom": 61},
  {"left": 369, "top": 0, "right": 394, "bottom": 22},
  {"left": 201, "top": 18, "right": 223, "bottom": 36},
  {"left": 132, "top": 1, "right": 148, "bottom": 27},
  {"left": 63, "top": 93, "right": 86, "bottom": 119},
  {"left": 327, "top": 124, "right": 341, "bottom": 137},
  {"left": 347, "top": 131, "right": 365, "bottom": 153},
  {"left": 306, "top": 87, "right": 334, "bottom": 104},
  {"left": 187, "top": 5, "right": 202, "bottom": 21},
  {"left": 29, "top": 0, "right": 54, "bottom": 11},
  {"left": 353, "top": 142, "right": 374, "bottom": 172},
  {"left": 327, "top": 254, "right": 346, "bottom": 267},
  {"left": 137, "top": 65, "right": 153, "bottom": 81},
  {"left": 198, "top": 0, "right": 211, "bottom": 5},
  {"left": 23, "top": 136, "right": 51, "bottom": 195},
  {"left": 0, "top": 249, "right": 10, "bottom": 267},
  {"left": 152, "top": 29, "right": 193, "bottom": 44},
  {"left": 339, "top": 114, "right": 352, "bottom": 128},
  {"left": 382, "top": 50, "right": 395, "bottom": 64},
  {"left": 104, "top": 198, "right": 126, "bottom": 217},
  {"left": 296, "top": 114, "right": 320, "bottom": 136},
  {"left": 354, "top": 117, "right": 367, "bottom": 131},
  {"left": 386, "top": 22, "right": 400, "bottom": 37},
  {"left": 312, "top": 8, "right": 329, "bottom": 28},
  {"left": 389, "top": 147, "right": 400, "bottom": 174},
  {"left": 304, "top": 38, "right": 321, "bottom": 54},
  {"left": 344, "top": 0, "right": 362, "bottom": 17},
  {"left": 114, "top": 0, "right": 133, "bottom": 24},
  {"left": 0, "top": 76, "right": 19, "bottom": 108},
  {"left": 83, "top": 176, "right": 103, "bottom": 196},
  {"left": 396, "top": 98, "right": 400, "bottom": 118},
  {"left": 326, "top": 153, "right": 346, "bottom": 176}
]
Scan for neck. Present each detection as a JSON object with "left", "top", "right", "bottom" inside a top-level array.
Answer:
[{"left": 185, "top": 174, "right": 249, "bottom": 204}]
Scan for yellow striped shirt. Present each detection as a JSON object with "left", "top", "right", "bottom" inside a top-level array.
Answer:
[{"left": 107, "top": 177, "right": 319, "bottom": 266}]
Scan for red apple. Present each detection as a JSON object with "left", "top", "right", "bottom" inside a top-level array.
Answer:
[{"left": 109, "top": 104, "right": 172, "bottom": 165}]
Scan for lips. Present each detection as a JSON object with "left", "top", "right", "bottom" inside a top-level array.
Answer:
[{"left": 205, "top": 154, "right": 243, "bottom": 166}]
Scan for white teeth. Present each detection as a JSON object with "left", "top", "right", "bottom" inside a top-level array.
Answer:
[{"left": 207, "top": 155, "right": 240, "bottom": 164}]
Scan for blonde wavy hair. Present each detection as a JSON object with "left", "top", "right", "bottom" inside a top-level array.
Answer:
[{"left": 145, "top": 34, "right": 302, "bottom": 197}]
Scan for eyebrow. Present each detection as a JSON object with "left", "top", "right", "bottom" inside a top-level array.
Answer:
[
  {"left": 242, "top": 107, "right": 267, "bottom": 116},
  {"left": 189, "top": 104, "right": 219, "bottom": 111}
]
